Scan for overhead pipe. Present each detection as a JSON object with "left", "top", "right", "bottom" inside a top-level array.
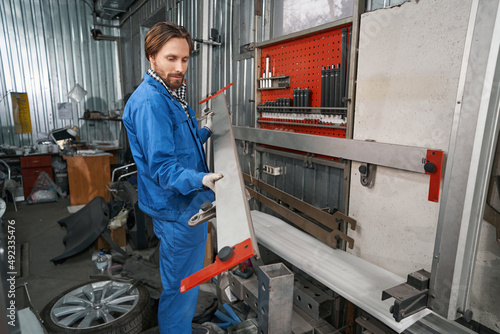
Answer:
[
  {"left": 118, "top": 0, "right": 149, "bottom": 28},
  {"left": 90, "top": 0, "right": 149, "bottom": 29},
  {"left": 93, "top": 10, "right": 120, "bottom": 29}
]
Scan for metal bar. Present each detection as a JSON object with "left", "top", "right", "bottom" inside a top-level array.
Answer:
[
  {"left": 233, "top": 127, "right": 431, "bottom": 174},
  {"left": 246, "top": 187, "right": 338, "bottom": 249},
  {"left": 257, "top": 120, "right": 346, "bottom": 129},
  {"left": 257, "top": 105, "right": 347, "bottom": 112},
  {"left": 243, "top": 173, "right": 356, "bottom": 232},
  {"left": 257, "top": 263, "right": 294, "bottom": 334},
  {"left": 211, "top": 93, "right": 259, "bottom": 255},
  {"left": 179, "top": 93, "right": 259, "bottom": 293},
  {"left": 346, "top": 0, "right": 364, "bottom": 140},
  {"left": 254, "top": 145, "right": 347, "bottom": 169},
  {"left": 429, "top": 0, "right": 500, "bottom": 319},
  {"left": 404, "top": 313, "right": 476, "bottom": 334},
  {"left": 251, "top": 210, "right": 432, "bottom": 333}
]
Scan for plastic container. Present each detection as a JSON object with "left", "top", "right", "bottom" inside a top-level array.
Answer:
[{"left": 96, "top": 252, "right": 108, "bottom": 274}]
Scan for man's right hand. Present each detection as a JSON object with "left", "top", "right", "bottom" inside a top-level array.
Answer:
[{"left": 202, "top": 173, "right": 223, "bottom": 192}]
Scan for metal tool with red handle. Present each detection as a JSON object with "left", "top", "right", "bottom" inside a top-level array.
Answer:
[{"left": 181, "top": 88, "right": 259, "bottom": 293}]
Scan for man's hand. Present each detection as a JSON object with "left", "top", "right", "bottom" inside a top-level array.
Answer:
[
  {"left": 204, "top": 112, "right": 214, "bottom": 132},
  {"left": 202, "top": 173, "right": 223, "bottom": 192}
]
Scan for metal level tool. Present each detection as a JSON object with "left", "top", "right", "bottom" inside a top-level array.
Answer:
[{"left": 180, "top": 88, "right": 259, "bottom": 293}]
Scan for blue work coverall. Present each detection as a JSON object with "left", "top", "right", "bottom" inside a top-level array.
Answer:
[{"left": 123, "top": 73, "right": 213, "bottom": 333}]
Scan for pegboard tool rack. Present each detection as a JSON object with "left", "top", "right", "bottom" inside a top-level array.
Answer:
[{"left": 254, "top": 21, "right": 352, "bottom": 140}]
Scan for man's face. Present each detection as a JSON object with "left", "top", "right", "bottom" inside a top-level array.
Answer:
[{"left": 149, "top": 37, "right": 190, "bottom": 90}]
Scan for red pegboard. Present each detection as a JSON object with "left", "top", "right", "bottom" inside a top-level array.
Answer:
[
  {"left": 258, "top": 24, "right": 351, "bottom": 139},
  {"left": 260, "top": 24, "right": 351, "bottom": 107}
]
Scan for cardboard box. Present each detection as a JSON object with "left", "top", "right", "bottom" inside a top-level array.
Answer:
[
  {"left": 89, "top": 112, "right": 102, "bottom": 119},
  {"left": 204, "top": 222, "right": 213, "bottom": 268},
  {"left": 95, "top": 225, "right": 126, "bottom": 249}
]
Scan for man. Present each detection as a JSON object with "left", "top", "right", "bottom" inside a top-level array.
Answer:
[{"left": 122, "top": 22, "right": 222, "bottom": 334}]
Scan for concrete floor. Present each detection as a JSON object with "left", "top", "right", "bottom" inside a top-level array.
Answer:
[
  {"left": 3, "top": 197, "right": 99, "bottom": 313},
  {"left": 2, "top": 197, "right": 224, "bottom": 333}
]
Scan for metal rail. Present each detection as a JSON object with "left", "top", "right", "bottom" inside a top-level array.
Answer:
[{"left": 233, "top": 126, "right": 432, "bottom": 174}]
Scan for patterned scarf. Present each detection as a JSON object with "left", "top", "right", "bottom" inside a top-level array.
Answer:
[{"left": 147, "top": 69, "right": 189, "bottom": 117}]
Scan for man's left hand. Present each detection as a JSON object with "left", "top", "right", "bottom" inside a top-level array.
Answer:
[
  {"left": 205, "top": 112, "right": 214, "bottom": 132},
  {"left": 202, "top": 173, "right": 223, "bottom": 192}
]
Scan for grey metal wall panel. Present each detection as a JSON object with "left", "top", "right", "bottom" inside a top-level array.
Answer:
[
  {"left": 233, "top": 57, "right": 255, "bottom": 127},
  {"left": 0, "top": 0, "right": 122, "bottom": 147},
  {"left": 180, "top": 0, "right": 202, "bottom": 111},
  {"left": 119, "top": 0, "right": 169, "bottom": 96},
  {"left": 212, "top": 0, "right": 233, "bottom": 108},
  {"left": 260, "top": 151, "right": 343, "bottom": 212}
]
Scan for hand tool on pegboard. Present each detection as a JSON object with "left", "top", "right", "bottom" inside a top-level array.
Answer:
[
  {"left": 325, "top": 66, "right": 331, "bottom": 107},
  {"left": 329, "top": 65, "right": 335, "bottom": 108},
  {"left": 321, "top": 66, "right": 326, "bottom": 107},
  {"left": 340, "top": 28, "right": 349, "bottom": 107},
  {"left": 335, "top": 64, "right": 342, "bottom": 107}
]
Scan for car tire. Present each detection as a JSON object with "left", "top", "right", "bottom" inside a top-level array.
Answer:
[{"left": 40, "top": 280, "right": 152, "bottom": 334}]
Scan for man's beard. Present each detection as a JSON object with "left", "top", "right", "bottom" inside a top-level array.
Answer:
[{"left": 165, "top": 73, "right": 184, "bottom": 90}]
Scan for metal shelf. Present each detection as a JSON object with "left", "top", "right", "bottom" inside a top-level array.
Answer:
[{"left": 258, "top": 75, "right": 290, "bottom": 90}]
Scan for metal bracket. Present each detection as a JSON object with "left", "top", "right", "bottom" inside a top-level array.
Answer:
[
  {"left": 356, "top": 314, "right": 397, "bottom": 334},
  {"left": 262, "top": 164, "right": 284, "bottom": 176},
  {"left": 193, "top": 29, "right": 221, "bottom": 46},
  {"left": 243, "top": 172, "right": 357, "bottom": 249},
  {"left": 332, "top": 210, "right": 357, "bottom": 230},
  {"left": 188, "top": 200, "right": 216, "bottom": 227},
  {"left": 330, "top": 230, "right": 355, "bottom": 249},
  {"left": 382, "top": 269, "right": 430, "bottom": 322},
  {"left": 233, "top": 127, "right": 445, "bottom": 202},
  {"left": 303, "top": 154, "right": 314, "bottom": 169},
  {"left": 240, "top": 42, "right": 255, "bottom": 53},
  {"left": 294, "top": 275, "right": 333, "bottom": 320},
  {"left": 241, "top": 140, "right": 250, "bottom": 155},
  {"left": 359, "top": 163, "right": 376, "bottom": 187}
]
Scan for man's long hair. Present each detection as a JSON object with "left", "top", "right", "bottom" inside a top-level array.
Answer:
[{"left": 144, "top": 22, "right": 194, "bottom": 59}]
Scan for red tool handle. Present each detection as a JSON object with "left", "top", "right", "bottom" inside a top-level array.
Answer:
[
  {"left": 198, "top": 83, "right": 234, "bottom": 104},
  {"left": 425, "top": 150, "right": 444, "bottom": 203},
  {"left": 180, "top": 238, "right": 254, "bottom": 293}
]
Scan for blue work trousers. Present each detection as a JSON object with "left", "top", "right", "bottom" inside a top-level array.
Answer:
[{"left": 153, "top": 211, "right": 207, "bottom": 334}]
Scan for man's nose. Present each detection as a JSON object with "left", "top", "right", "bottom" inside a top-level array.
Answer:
[{"left": 174, "top": 60, "right": 185, "bottom": 72}]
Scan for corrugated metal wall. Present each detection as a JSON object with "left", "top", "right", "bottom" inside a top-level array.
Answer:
[
  {"left": 258, "top": 151, "right": 344, "bottom": 211},
  {"left": 0, "top": 0, "right": 122, "bottom": 148},
  {"left": 0, "top": 0, "right": 344, "bottom": 211},
  {"left": 120, "top": 0, "right": 205, "bottom": 113}
]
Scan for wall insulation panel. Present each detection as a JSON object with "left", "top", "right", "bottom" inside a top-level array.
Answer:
[
  {"left": 349, "top": 0, "right": 500, "bottom": 330},
  {"left": 0, "top": 0, "right": 122, "bottom": 147},
  {"left": 350, "top": 0, "right": 471, "bottom": 275}
]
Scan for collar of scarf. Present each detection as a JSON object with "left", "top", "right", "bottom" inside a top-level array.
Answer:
[{"left": 147, "top": 69, "right": 188, "bottom": 115}]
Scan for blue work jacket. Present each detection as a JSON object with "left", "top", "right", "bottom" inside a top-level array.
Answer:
[{"left": 123, "top": 73, "right": 213, "bottom": 221}]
